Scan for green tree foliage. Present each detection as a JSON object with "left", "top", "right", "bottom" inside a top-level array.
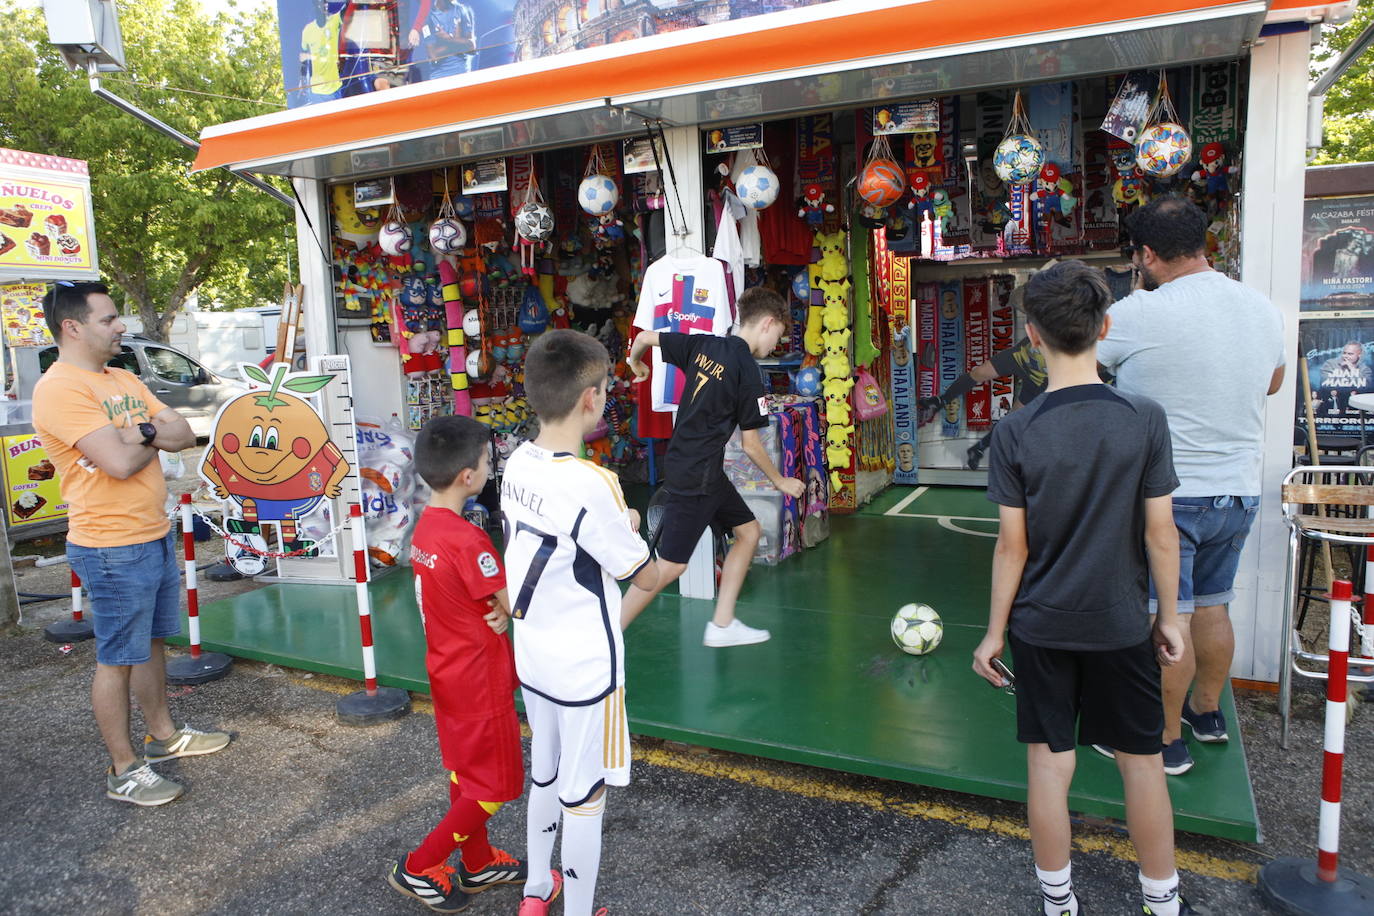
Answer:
[
  {"left": 1311, "top": 3, "right": 1374, "bottom": 165},
  {"left": 0, "top": 0, "right": 294, "bottom": 339}
]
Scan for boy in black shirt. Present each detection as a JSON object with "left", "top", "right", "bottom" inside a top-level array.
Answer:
[
  {"left": 621, "top": 287, "right": 805, "bottom": 646},
  {"left": 972, "top": 261, "right": 1192, "bottom": 916}
]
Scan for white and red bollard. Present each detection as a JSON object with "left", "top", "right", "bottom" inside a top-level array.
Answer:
[
  {"left": 166, "top": 493, "right": 232, "bottom": 685},
  {"left": 1362, "top": 547, "right": 1374, "bottom": 661},
  {"left": 43, "top": 569, "right": 94, "bottom": 643},
  {"left": 337, "top": 503, "right": 410, "bottom": 725},
  {"left": 1260, "top": 579, "right": 1373, "bottom": 914}
]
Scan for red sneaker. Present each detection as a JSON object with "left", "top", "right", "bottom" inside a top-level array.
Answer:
[{"left": 516, "top": 870, "right": 563, "bottom": 915}]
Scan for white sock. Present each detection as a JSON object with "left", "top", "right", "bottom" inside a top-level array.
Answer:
[
  {"left": 1140, "top": 870, "right": 1181, "bottom": 916},
  {"left": 1035, "top": 863, "right": 1079, "bottom": 916},
  {"left": 560, "top": 795, "right": 607, "bottom": 916},
  {"left": 522, "top": 781, "right": 561, "bottom": 900}
]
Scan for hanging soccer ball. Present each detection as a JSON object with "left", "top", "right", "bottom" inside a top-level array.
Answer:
[
  {"left": 514, "top": 201, "right": 555, "bottom": 241},
  {"left": 891, "top": 603, "right": 943, "bottom": 656},
  {"left": 429, "top": 218, "right": 467, "bottom": 254},
  {"left": 794, "top": 365, "right": 821, "bottom": 397},
  {"left": 993, "top": 134, "right": 1045, "bottom": 185},
  {"left": 791, "top": 270, "right": 809, "bottom": 302},
  {"left": 578, "top": 174, "right": 620, "bottom": 215},
  {"left": 454, "top": 196, "right": 475, "bottom": 220},
  {"left": 465, "top": 349, "right": 481, "bottom": 377},
  {"left": 735, "top": 165, "right": 780, "bottom": 210},
  {"left": 463, "top": 309, "right": 481, "bottom": 338},
  {"left": 857, "top": 158, "right": 907, "bottom": 208},
  {"left": 378, "top": 219, "right": 411, "bottom": 257},
  {"left": 1135, "top": 122, "right": 1193, "bottom": 178}
]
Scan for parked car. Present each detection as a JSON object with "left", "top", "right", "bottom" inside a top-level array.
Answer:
[{"left": 24, "top": 335, "right": 246, "bottom": 438}]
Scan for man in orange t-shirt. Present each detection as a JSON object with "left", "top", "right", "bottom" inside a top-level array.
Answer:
[{"left": 33, "top": 282, "right": 231, "bottom": 807}]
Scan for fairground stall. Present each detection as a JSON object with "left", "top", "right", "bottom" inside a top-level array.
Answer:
[{"left": 179, "top": 0, "right": 1360, "bottom": 842}]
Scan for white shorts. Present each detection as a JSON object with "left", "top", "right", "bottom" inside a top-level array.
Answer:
[{"left": 523, "top": 686, "right": 630, "bottom": 807}]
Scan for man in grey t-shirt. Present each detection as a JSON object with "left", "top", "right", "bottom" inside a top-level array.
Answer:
[{"left": 1098, "top": 196, "right": 1286, "bottom": 776}]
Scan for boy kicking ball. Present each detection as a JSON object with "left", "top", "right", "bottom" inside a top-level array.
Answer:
[
  {"left": 389, "top": 415, "right": 529, "bottom": 913},
  {"left": 620, "top": 287, "right": 804, "bottom": 644},
  {"left": 505, "top": 330, "right": 658, "bottom": 916},
  {"left": 972, "top": 261, "right": 1194, "bottom": 916}
]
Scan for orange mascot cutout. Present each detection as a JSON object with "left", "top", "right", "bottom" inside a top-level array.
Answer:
[{"left": 200, "top": 363, "right": 350, "bottom": 545}]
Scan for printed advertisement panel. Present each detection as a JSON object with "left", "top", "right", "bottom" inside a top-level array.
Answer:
[
  {"left": 1, "top": 282, "right": 54, "bottom": 348},
  {"left": 1298, "top": 317, "right": 1374, "bottom": 439},
  {"left": 1, "top": 434, "right": 67, "bottom": 527},
  {"left": 1302, "top": 195, "right": 1374, "bottom": 310},
  {"left": 0, "top": 149, "right": 99, "bottom": 282},
  {"left": 278, "top": 0, "right": 835, "bottom": 109}
]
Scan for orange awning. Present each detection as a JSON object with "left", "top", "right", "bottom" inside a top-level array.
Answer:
[{"left": 194, "top": 0, "right": 1268, "bottom": 176}]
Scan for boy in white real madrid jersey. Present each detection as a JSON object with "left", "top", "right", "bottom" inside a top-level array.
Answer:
[{"left": 503, "top": 330, "right": 658, "bottom": 916}]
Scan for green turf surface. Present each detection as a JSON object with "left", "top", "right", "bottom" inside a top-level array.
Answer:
[{"left": 174, "top": 484, "right": 1260, "bottom": 841}]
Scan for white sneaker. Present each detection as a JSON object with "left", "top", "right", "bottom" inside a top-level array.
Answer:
[{"left": 703, "top": 619, "right": 770, "bottom": 648}]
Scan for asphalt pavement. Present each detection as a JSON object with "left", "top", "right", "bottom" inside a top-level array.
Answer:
[{"left": 2, "top": 593, "right": 1372, "bottom": 916}]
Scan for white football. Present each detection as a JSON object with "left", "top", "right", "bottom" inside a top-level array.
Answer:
[
  {"left": 891, "top": 603, "right": 944, "bottom": 655},
  {"left": 465, "top": 349, "right": 481, "bottom": 377},
  {"left": 429, "top": 217, "right": 467, "bottom": 253},
  {"left": 463, "top": 309, "right": 481, "bottom": 337},
  {"left": 578, "top": 174, "right": 620, "bottom": 215},
  {"left": 736, "top": 165, "right": 780, "bottom": 210},
  {"left": 515, "top": 201, "right": 555, "bottom": 241},
  {"left": 378, "top": 219, "right": 411, "bottom": 256}
]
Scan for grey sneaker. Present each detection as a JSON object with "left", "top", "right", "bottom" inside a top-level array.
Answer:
[
  {"left": 703, "top": 619, "right": 770, "bottom": 648},
  {"left": 106, "top": 761, "right": 183, "bottom": 806},
  {"left": 144, "top": 723, "right": 231, "bottom": 762}
]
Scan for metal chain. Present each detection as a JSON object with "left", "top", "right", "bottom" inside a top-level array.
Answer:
[{"left": 176, "top": 506, "right": 355, "bottom": 560}]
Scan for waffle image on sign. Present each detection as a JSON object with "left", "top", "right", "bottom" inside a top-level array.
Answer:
[
  {"left": 28, "top": 459, "right": 55, "bottom": 481},
  {"left": 12, "top": 492, "right": 46, "bottom": 519},
  {"left": 0, "top": 233, "right": 14, "bottom": 257},
  {"left": 0, "top": 205, "right": 33, "bottom": 228}
]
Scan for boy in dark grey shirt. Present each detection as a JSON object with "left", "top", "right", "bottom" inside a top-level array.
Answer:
[{"left": 972, "top": 260, "right": 1191, "bottom": 916}]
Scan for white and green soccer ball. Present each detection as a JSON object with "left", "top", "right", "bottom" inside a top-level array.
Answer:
[{"left": 891, "top": 603, "right": 943, "bottom": 655}]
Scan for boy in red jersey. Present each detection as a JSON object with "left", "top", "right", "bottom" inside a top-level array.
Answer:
[{"left": 388, "top": 415, "right": 544, "bottom": 913}]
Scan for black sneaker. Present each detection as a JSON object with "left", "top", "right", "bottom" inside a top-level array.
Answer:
[
  {"left": 966, "top": 442, "right": 987, "bottom": 470},
  {"left": 387, "top": 858, "right": 470, "bottom": 912},
  {"left": 456, "top": 847, "right": 527, "bottom": 893},
  {"left": 1162, "top": 738, "right": 1194, "bottom": 776},
  {"left": 1181, "top": 697, "right": 1228, "bottom": 743},
  {"left": 1143, "top": 893, "right": 1199, "bottom": 914},
  {"left": 1034, "top": 899, "right": 1087, "bottom": 915}
]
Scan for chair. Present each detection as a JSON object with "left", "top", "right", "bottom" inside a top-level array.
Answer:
[{"left": 1277, "top": 467, "right": 1374, "bottom": 747}]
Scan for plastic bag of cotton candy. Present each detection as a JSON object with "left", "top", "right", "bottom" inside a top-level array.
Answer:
[{"left": 355, "top": 417, "right": 424, "bottom": 566}]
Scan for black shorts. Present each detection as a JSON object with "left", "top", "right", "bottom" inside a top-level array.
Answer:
[
  {"left": 1008, "top": 632, "right": 1163, "bottom": 755},
  {"left": 654, "top": 484, "right": 757, "bottom": 564}
]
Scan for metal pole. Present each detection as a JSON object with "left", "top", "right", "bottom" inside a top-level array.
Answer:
[{"left": 86, "top": 60, "right": 293, "bottom": 208}]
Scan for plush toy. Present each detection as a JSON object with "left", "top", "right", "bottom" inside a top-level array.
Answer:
[
  {"left": 798, "top": 183, "right": 834, "bottom": 226},
  {"left": 815, "top": 230, "right": 848, "bottom": 281},
  {"left": 1109, "top": 146, "right": 1150, "bottom": 210},
  {"left": 822, "top": 374, "right": 854, "bottom": 403},
  {"left": 804, "top": 262, "right": 825, "bottom": 356},
  {"left": 930, "top": 189, "right": 955, "bottom": 235},
  {"left": 825, "top": 423, "right": 854, "bottom": 493},
  {"left": 820, "top": 336, "right": 851, "bottom": 379},
  {"left": 1033, "top": 162, "right": 1077, "bottom": 224},
  {"left": 820, "top": 280, "right": 850, "bottom": 331},
  {"left": 907, "top": 173, "right": 935, "bottom": 221},
  {"left": 823, "top": 392, "right": 852, "bottom": 426}
]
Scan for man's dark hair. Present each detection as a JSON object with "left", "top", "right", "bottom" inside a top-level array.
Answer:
[
  {"left": 414, "top": 415, "right": 489, "bottom": 491},
  {"left": 1124, "top": 195, "right": 1208, "bottom": 261},
  {"left": 1023, "top": 260, "right": 1112, "bottom": 356},
  {"left": 43, "top": 281, "right": 109, "bottom": 342},
  {"left": 738, "top": 286, "right": 789, "bottom": 328},
  {"left": 524, "top": 329, "right": 609, "bottom": 422}
]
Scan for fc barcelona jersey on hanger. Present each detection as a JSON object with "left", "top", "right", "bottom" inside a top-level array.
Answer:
[{"left": 633, "top": 255, "right": 735, "bottom": 412}]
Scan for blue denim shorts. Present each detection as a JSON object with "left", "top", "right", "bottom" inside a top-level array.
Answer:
[
  {"left": 67, "top": 532, "right": 182, "bottom": 666},
  {"left": 1149, "top": 496, "right": 1260, "bottom": 614}
]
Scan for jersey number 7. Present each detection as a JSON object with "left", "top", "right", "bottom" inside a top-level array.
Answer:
[{"left": 509, "top": 522, "right": 558, "bottom": 619}]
